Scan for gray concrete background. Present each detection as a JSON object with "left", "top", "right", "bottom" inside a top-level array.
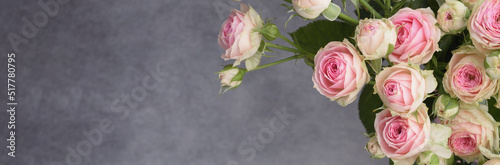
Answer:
[{"left": 0, "top": 0, "right": 387, "bottom": 164}]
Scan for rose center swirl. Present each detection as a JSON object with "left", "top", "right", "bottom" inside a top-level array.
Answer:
[
  {"left": 386, "top": 118, "right": 408, "bottom": 144},
  {"left": 454, "top": 64, "right": 483, "bottom": 90},
  {"left": 324, "top": 57, "right": 346, "bottom": 81}
]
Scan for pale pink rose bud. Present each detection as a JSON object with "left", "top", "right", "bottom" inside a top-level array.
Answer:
[
  {"left": 374, "top": 64, "right": 437, "bottom": 116},
  {"left": 312, "top": 39, "right": 370, "bottom": 107},
  {"left": 433, "top": 94, "right": 459, "bottom": 120},
  {"left": 389, "top": 8, "right": 441, "bottom": 65},
  {"left": 485, "top": 51, "right": 500, "bottom": 79},
  {"left": 437, "top": 0, "right": 469, "bottom": 33},
  {"left": 375, "top": 105, "right": 431, "bottom": 163},
  {"left": 355, "top": 19, "right": 397, "bottom": 60},
  {"left": 446, "top": 105, "right": 499, "bottom": 163},
  {"left": 218, "top": 4, "right": 264, "bottom": 69},
  {"left": 443, "top": 46, "right": 498, "bottom": 105},
  {"left": 292, "top": 0, "right": 331, "bottom": 19},
  {"left": 366, "top": 136, "right": 385, "bottom": 159},
  {"left": 468, "top": 0, "right": 500, "bottom": 52},
  {"left": 484, "top": 159, "right": 500, "bottom": 165},
  {"left": 218, "top": 66, "right": 245, "bottom": 89}
]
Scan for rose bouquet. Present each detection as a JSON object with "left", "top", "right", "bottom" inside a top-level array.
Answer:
[{"left": 215, "top": 0, "right": 500, "bottom": 164}]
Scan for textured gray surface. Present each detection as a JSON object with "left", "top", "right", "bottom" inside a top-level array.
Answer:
[{"left": 0, "top": 0, "right": 387, "bottom": 164}]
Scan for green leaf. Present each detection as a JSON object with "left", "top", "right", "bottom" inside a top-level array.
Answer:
[
  {"left": 411, "top": 0, "right": 428, "bottom": 9},
  {"left": 487, "top": 99, "right": 500, "bottom": 122},
  {"left": 358, "top": 84, "right": 383, "bottom": 134},
  {"left": 435, "top": 34, "right": 464, "bottom": 62},
  {"left": 289, "top": 20, "right": 356, "bottom": 54},
  {"left": 283, "top": 0, "right": 292, "bottom": 3},
  {"left": 427, "top": 0, "right": 440, "bottom": 14}
]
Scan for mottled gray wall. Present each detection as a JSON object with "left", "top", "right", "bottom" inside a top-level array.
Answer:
[{"left": 0, "top": 0, "right": 387, "bottom": 164}]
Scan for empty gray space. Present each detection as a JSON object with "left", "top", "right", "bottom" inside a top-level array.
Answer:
[{"left": 0, "top": 0, "right": 387, "bottom": 164}]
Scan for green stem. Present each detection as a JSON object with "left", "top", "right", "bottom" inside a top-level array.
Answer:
[
  {"left": 278, "top": 35, "right": 297, "bottom": 48},
  {"left": 266, "top": 42, "right": 305, "bottom": 54},
  {"left": 338, "top": 13, "right": 359, "bottom": 25},
  {"left": 248, "top": 55, "right": 304, "bottom": 71},
  {"left": 385, "top": 0, "right": 391, "bottom": 13},
  {"left": 359, "top": 0, "right": 383, "bottom": 18},
  {"left": 374, "top": 0, "right": 387, "bottom": 11}
]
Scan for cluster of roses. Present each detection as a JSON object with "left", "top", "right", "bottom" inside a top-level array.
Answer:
[{"left": 216, "top": 0, "right": 500, "bottom": 164}]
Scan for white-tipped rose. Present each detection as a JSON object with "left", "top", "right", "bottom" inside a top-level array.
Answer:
[
  {"left": 443, "top": 46, "right": 498, "bottom": 105},
  {"left": 447, "top": 105, "right": 499, "bottom": 163},
  {"left": 292, "top": 0, "right": 331, "bottom": 19},
  {"left": 485, "top": 50, "right": 500, "bottom": 79},
  {"left": 218, "top": 4, "right": 264, "bottom": 70},
  {"left": 468, "top": 0, "right": 500, "bottom": 52},
  {"left": 312, "top": 40, "right": 370, "bottom": 106},
  {"left": 374, "top": 64, "right": 437, "bottom": 116},
  {"left": 437, "top": 0, "right": 469, "bottom": 33},
  {"left": 355, "top": 18, "right": 397, "bottom": 60},
  {"left": 218, "top": 66, "right": 245, "bottom": 89},
  {"left": 366, "top": 136, "right": 385, "bottom": 159},
  {"left": 434, "top": 94, "right": 459, "bottom": 120}
]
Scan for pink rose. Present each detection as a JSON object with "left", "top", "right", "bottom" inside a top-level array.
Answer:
[
  {"left": 389, "top": 8, "right": 441, "bottom": 65},
  {"left": 446, "top": 106, "right": 499, "bottom": 162},
  {"left": 375, "top": 105, "right": 431, "bottom": 163},
  {"left": 312, "top": 39, "right": 370, "bottom": 106},
  {"left": 468, "top": 0, "right": 500, "bottom": 52},
  {"left": 443, "top": 46, "right": 497, "bottom": 105},
  {"left": 374, "top": 64, "right": 437, "bottom": 115},
  {"left": 218, "top": 4, "right": 263, "bottom": 67}
]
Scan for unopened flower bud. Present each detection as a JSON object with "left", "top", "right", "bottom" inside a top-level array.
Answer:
[
  {"left": 218, "top": 65, "right": 245, "bottom": 89},
  {"left": 437, "top": 0, "right": 469, "bottom": 33},
  {"left": 260, "top": 23, "right": 280, "bottom": 41},
  {"left": 434, "top": 94, "right": 459, "bottom": 120},
  {"left": 365, "top": 136, "right": 385, "bottom": 159}
]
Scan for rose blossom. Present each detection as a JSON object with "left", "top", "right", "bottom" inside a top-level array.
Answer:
[
  {"left": 447, "top": 106, "right": 499, "bottom": 162},
  {"left": 366, "top": 135, "right": 385, "bottom": 159},
  {"left": 389, "top": 8, "right": 441, "bottom": 65},
  {"left": 468, "top": 0, "right": 500, "bottom": 52},
  {"left": 292, "top": 0, "right": 331, "bottom": 19},
  {"left": 437, "top": 0, "right": 468, "bottom": 33},
  {"left": 375, "top": 104, "right": 431, "bottom": 163},
  {"left": 443, "top": 46, "right": 497, "bottom": 105},
  {"left": 218, "top": 4, "right": 263, "bottom": 68},
  {"left": 312, "top": 39, "right": 370, "bottom": 106},
  {"left": 355, "top": 18, "right": 397, "bottom": 60},
  {"left": 218, "top": 66, "right": 244, "bottom": 89},
  {"left": 374, "top": 64, "right": 437, "bottom": 115}
]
